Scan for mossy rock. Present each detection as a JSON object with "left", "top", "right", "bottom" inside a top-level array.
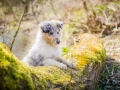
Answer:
[{"left": 0, "top": 33, "right": 106, "bottom": 90}]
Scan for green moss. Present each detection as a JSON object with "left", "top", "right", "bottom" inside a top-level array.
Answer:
[
  {"left": 0, "top": 34, "right": 106, "bottom": 90},
  {"left": 79, "top": 84, "right": 85, "bottom": 90},
  {"left": 0, "top": 42, "right": 74, "bottom": 90},
  {"left": 64, "top": 34, "right": 106, "bottom": 70}
]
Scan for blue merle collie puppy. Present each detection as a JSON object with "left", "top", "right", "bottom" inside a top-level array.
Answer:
[{"left": 22, "top": 20, "right": 76, "bottom": 69}]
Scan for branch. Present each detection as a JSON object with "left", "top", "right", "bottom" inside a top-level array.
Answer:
[
  {"left": 9, "top": 9, "right": 25, "bottom": 51},
  {"left": 31, "top": 6, "right": 39, "bottom": 24},
  {"left": 50, "top": 0, "right": 60, "bottom": 19},
  {"left": 30, "top": 0, "right": 40, "bottom": 23}
]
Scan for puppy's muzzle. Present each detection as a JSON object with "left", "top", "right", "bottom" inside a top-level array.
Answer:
[{"left": 56, "top": 38, "right": 60, "bottom": 44}]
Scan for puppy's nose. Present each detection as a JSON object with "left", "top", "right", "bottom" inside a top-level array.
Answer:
[{"left": 56, "top": 39, "right": 60, "bottom": 44}]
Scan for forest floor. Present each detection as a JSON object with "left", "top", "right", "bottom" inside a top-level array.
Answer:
[{"left": 98, "top": 33, "right": 120, "bottom": 90}]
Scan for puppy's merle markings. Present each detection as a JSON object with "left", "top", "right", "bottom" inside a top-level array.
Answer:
[
  {"left": 22, "top": 20, "right": 76, "bottom": 69},
  {"left": 41, "top": 21, "right": 61, "bottom": 44}
]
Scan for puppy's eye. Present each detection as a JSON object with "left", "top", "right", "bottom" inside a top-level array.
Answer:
[
  {"left": 57, "top": 32, "right": 59, "bottom": 34},
  {"left": 49, "top": 32, "right": 53, "bottom": 35}
]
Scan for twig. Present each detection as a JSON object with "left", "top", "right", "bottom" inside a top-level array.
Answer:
[
  {"left": 50, "top": 0, "right": 60, "bottom": 19},
  {"left": 2, "top": 20, "right": 5, "bottom": 43},
  {"left": 82, "top": 0, "right": 88, "bottom": 21},
  {"left": 30, "top": 0, "right": 39, "bottom": 24},
  {"left": 31, "top": 6, "right": 39, "bottom": 23},
  {"left": 44, "top": 0, "right": 50, "bottom": 7},
  {"left": 9, "top": 9, "right": 25, "bottom": 51},
  {"left": 31, "top": 0, "right": 38, "bottom": 6},
  {"left": 83, "top": 0, "right": 88, "bottom": 13}
]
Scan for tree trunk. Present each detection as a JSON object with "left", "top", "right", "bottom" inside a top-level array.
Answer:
[{"left": 0, "top": 33, "right": 106, "bottom": 90}]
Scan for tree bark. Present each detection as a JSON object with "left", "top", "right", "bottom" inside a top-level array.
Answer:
[{"left": 0, "top": 33, "right": 106, "bottom": 90}]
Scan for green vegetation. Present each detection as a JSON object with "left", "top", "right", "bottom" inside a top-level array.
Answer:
[
  {"left": 0, "top": 42, "right": 73, "bottom": 90},
  {"left": 98, "top": 62, "right": 120, "bottom": 90},
  {"left": 0, "top": 33, "right": 106, "bottom": 90},
  {"left": 64, "top": 34, "right": 106, "bottom": 69}
]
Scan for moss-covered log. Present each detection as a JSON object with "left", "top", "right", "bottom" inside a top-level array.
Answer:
[{"left": 0, "top": 33, "right": 106, "bottom": 90}]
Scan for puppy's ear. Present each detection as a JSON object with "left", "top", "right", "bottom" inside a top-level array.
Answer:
[
  {"left": 51, "top": 20, "right": 63, "bottom": 29},
  {"left": 56, "top": 21, "right": 63, "bottom": 29},
  {"left": 40, "top": 24, "right": 49, "bottom": 33}
]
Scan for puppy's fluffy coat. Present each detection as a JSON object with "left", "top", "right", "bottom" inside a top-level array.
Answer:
[{"left": 22, "top": 20, "right": 76, "bottom": 69}]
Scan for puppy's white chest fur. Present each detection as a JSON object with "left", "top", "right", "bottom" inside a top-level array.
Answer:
[{"left": 33, "top": 43, "right": 61, "bottom": 59}]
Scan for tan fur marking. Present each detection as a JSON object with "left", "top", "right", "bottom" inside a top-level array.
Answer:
[{"left": 44, "top": 33, "right": 55, "bottom": 45}]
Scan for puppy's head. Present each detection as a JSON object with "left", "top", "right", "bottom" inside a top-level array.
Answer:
[{"left": 40, "top": 20, "right": 63, "bottom": 45}]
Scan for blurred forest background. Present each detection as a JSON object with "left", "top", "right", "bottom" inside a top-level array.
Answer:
[{"left": 0, "top": 0, "right": 120, "bottom": 90}]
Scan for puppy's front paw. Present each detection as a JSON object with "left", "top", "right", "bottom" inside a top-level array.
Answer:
[
  {"left": 71, "top": 63, "right": 76, "bottom": 69},
  {"left": 68, "top": 62, "right": 76, "bottom": 69},
  {"left": 58, "top": 63, "right": 67, "bottom": 69}
]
